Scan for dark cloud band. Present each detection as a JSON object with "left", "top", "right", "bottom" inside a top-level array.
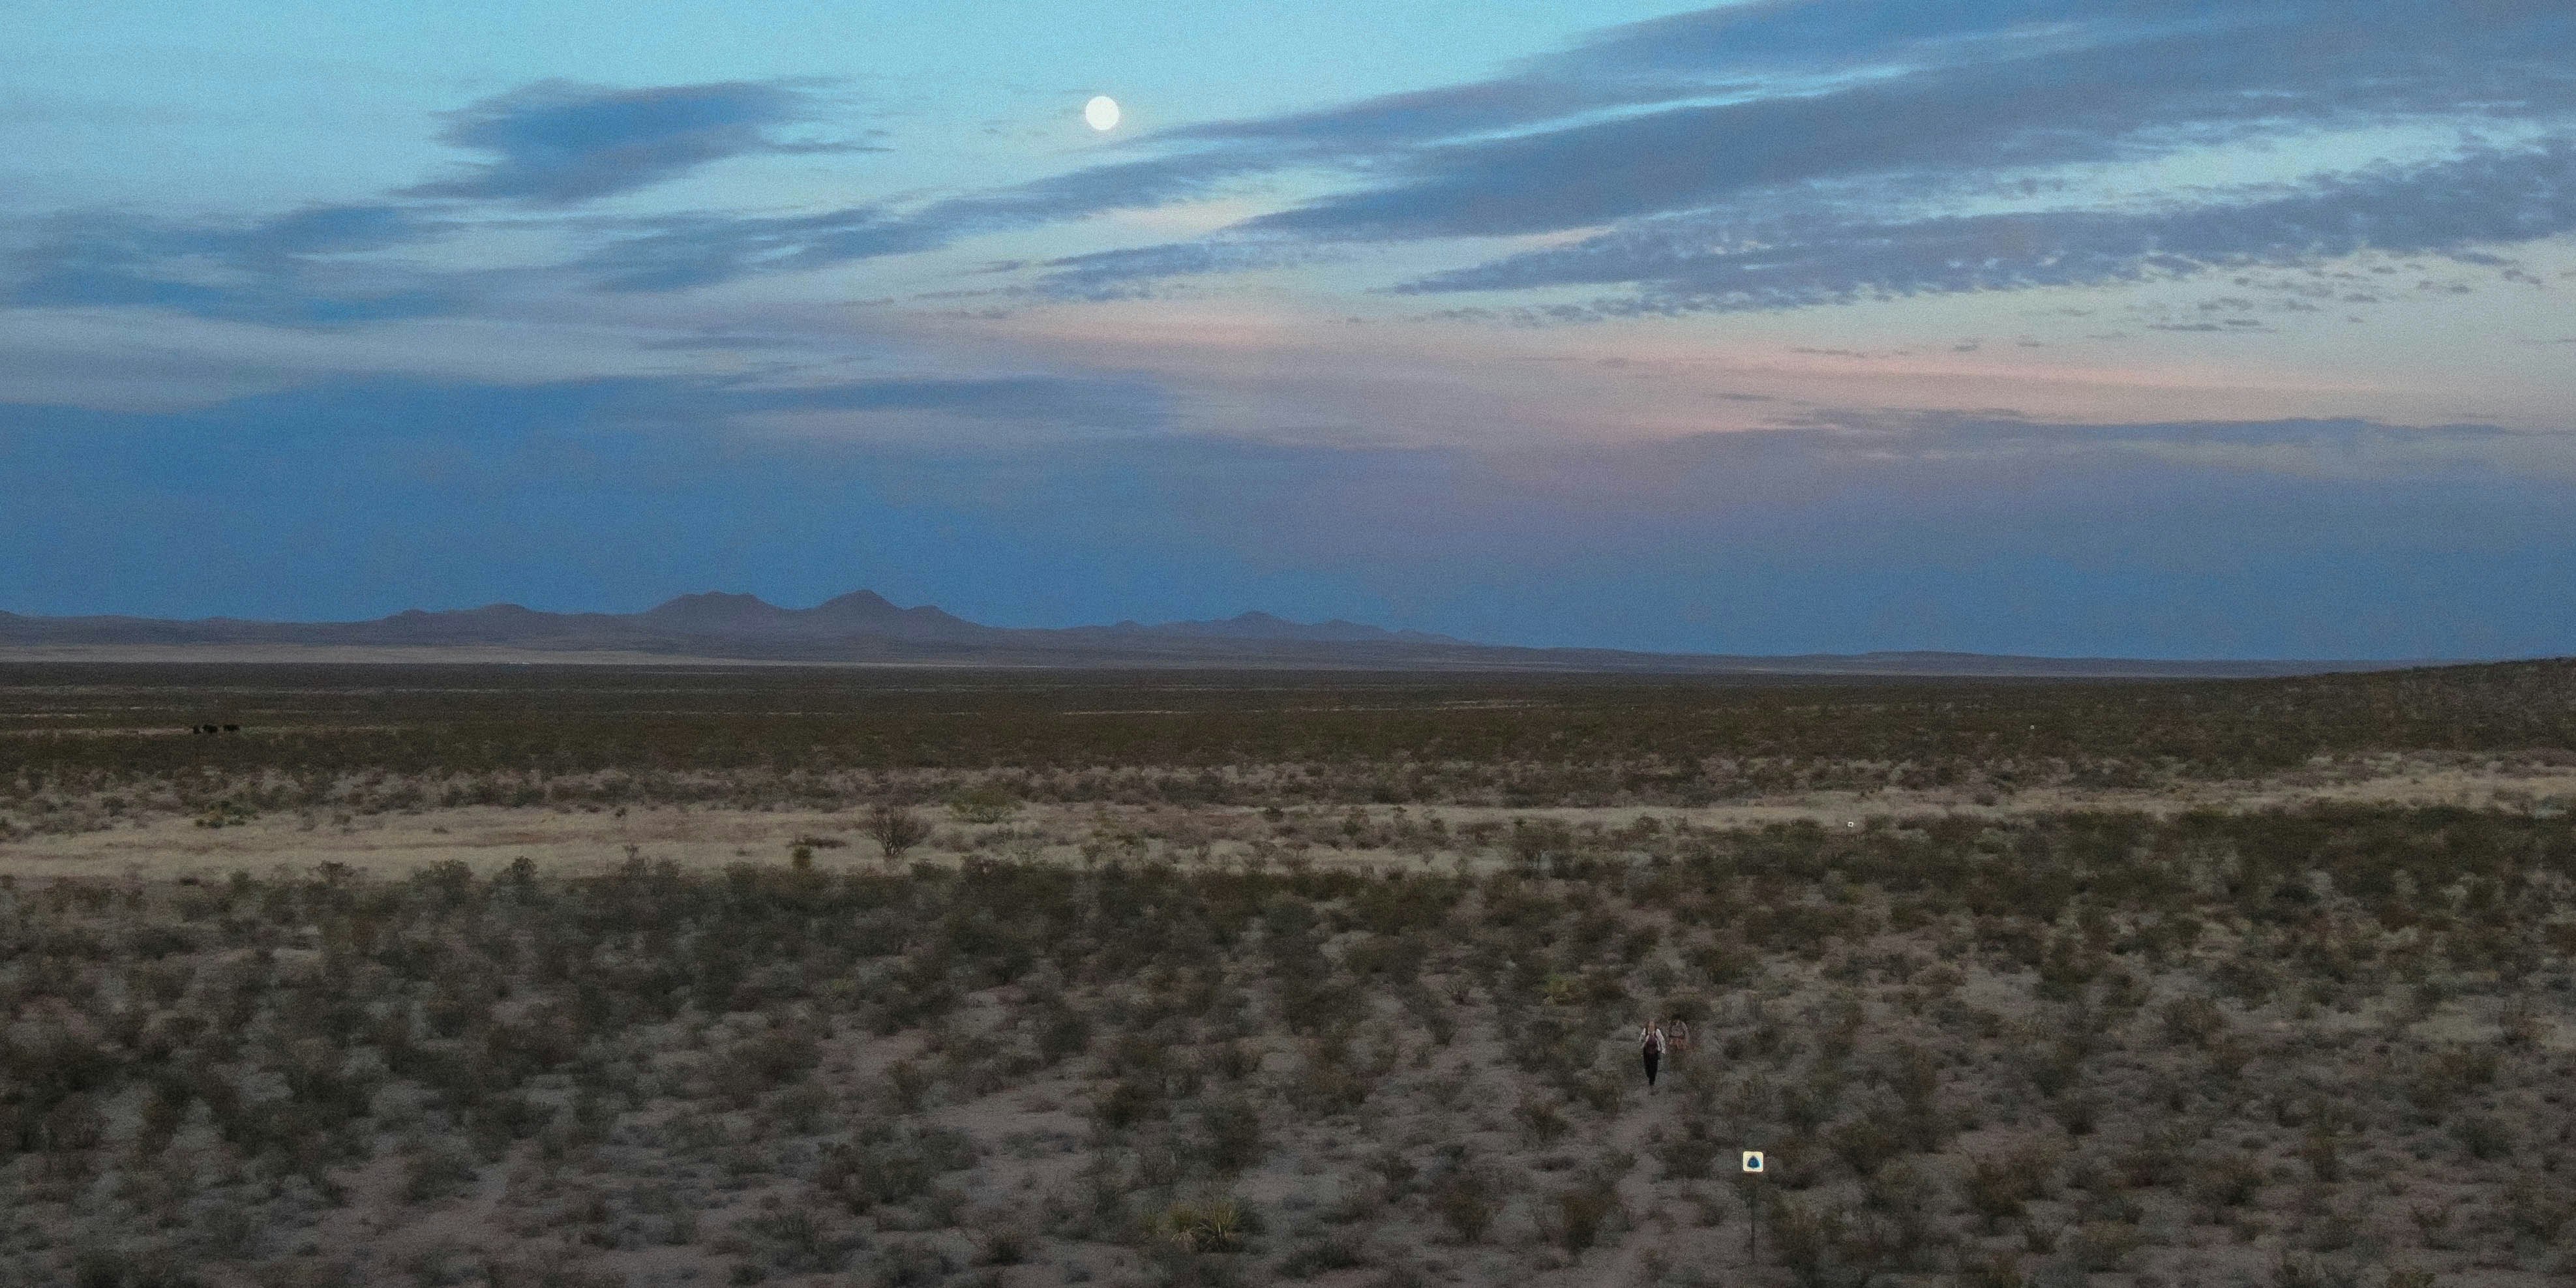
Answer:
[{"left": 406, "top": 80, "right": 868, "bottom": 207}]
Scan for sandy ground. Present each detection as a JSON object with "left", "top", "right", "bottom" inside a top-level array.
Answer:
[{"left": 9, "top": 763, "right": 2570, "bottom": 882}]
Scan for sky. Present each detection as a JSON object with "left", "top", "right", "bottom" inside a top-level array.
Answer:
[{"left": 5, "top": 0, "right": 2574, "bottom": 659}]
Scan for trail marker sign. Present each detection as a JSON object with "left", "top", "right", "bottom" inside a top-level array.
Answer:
[{"left": 1743, "top": 1150, "right": 1763, "bottom": 1173}]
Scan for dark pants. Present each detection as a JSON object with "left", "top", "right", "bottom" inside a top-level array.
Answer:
[{"left": 1642, "top": 1046, "right": 1660, "bottom": 1086}]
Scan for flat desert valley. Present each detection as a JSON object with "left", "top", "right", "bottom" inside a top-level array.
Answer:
[{"left": 3, "top": 662, "right": 2572, "bottom": 1288}]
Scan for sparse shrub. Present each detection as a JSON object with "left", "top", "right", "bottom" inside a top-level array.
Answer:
[
  {"left": 1547, "top": 1180, "right": 1621, "bottom": 1255},
  {"left": 1161, "top": 1199, "right": 1247, "bottom": 1253},
  {"left": 1430, "top": 1164, "right": 1499, "bottom": 1244},
  {"left": 975, "top": 1229, "right": 1027, "bottom": 1266},
  {"left": 2504, "top": 1174, "right": 2571, "bottom": 1241},
  {"left": 1199, "top": 1095, "right": 1265, "bottom": 1173},
  {"left": 1769, "top": 1197, "right": 1847, "bottom": 1288},
  {"left": 2407, "top": 1047, "right": 2498, "bottom": 1117},
  {"left": 404, "top": 1145, "right": 481, "bottom": 1203},
  {"left": 947, "top": 786, "right": 1020, "bottom": 824},
  {"left": 1655, "top": 1116, "right": 1718, "bottom": 1179},
  {"left": 2118, "top": 1125, "right": 2189, "bottom": 1190},
  {"left": 817, "top": 1126, "right": 979, "bottom": 1214},
  {"left": 1278, "top": 1233, "right": 1363, "bottom": 1277},
  {"left": 714, "top": 1025, "right": 822, "bottom": 1107},
  {"left": 731, "top": 1205, "right": 854, "bottom": 1274},
  {"left": 1829, "top": 1110, "right": 1903, "bottom": 1176},
  {"left": 1964, "top": 1147, "right": 2053, "bottom": 1229},
  {"left": 2299, "top": 1128, "right": 2343, "bottom": 1182},
  {"left": 1036, "top": 1000, "right": 1091, "bottom": 1064},
  {"left": 868, "top": 1238, "right": 953, "bottom": 1288},
  {"left": 2269, "top": 1253, "right": 2367, "bottom": 1288},
  {"left": 867, "top": 804, "right": 932, "bottom": 860},
  {"left": 882, "top": 1058, "right": 931, "bottom": 1113},
  {"left": 42, "top": 1093, "right": 104, "bottom": 1151},
  {"left": 1954, "top": 1251, "right": 2026, "bottom": 1288},
  {"left": 1515, "top": 1094, "right": 1568, "bottom": 1145},
  {"left": 1095, "top": 1077, "right": 1161, "bottom": 1129},
  {"left": 2191, "top": 1152, "right": 2268, "bottom": 1210},
  {"left": 2069, "top": 1221, "right": 2144, "bottom": 1272},
  {"left": 2452, "top": 1115, "right": 2508, "bottom": 1161}
]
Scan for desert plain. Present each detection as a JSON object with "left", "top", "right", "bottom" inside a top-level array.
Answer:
[{"left": 3, "top": 661, "right": 2572, "bottom": 1288}]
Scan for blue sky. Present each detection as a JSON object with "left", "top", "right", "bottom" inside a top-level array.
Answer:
[{"left": 5, "top": 0, "right": 2574, "bottom": 658}]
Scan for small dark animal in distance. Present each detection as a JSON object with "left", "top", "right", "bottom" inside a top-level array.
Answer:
[{"left": 190, "top": 724, "right": 243, "bottom": 734}]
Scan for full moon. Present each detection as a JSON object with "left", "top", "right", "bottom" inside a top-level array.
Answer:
[{"left": 1084, "top": 95, "right": 1120, "bottom": 132}]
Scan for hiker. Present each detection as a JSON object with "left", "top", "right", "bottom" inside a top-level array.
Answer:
[{"left": 1640, "top": 1019, "right": 1666, "bottom": 1089}]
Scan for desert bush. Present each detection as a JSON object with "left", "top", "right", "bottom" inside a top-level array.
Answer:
[
  {"left": 2268, "top": 1253, "right": 2373, "bottom": 1288},
  {"left": 403, "top": 1145, "right": 481, "bottom": 1203},
  {"left": 2159, "top": 995, "right": 2228, "bottom": 1047},
  {"left": 1278, "top": 1231, "right": 1363, "bottom": 1277},
  {"left": 712, "top": 1026, "right": 821, "bottom": 1107},
  {"left": 2191, "top": 1152, "right": 2269, "bottom": 1211},
  {"left": 1197, "top": 1095, "right": 1265, "bottom": 1173},
  {"left": 1828, "top": 1109, "right": 1904, "bottom": 1176},
  {"left": 973, "top": 1229, "right": 1026, "bottom": 1266},
  {"left": 1545, "top": 1178, "right": 1623, "bottom": 1255},
  {"left": 2069, "top": 1220, "right": 2145, "bottom": 1272},
  {"left": 2406, "top": 1046, "right": 2498, "bottom": 1118},
  {"left": 946, "top": 786, "right": 1021, "bottom": 824},
  {"left": 68, "top": 1246, "right": 201, "bottom": 1288},
  {"left": 817, "top": 1125, "right": 978, "bottom": 1214},
  {"left": 1768, "top": 1197, "right": 1848, "bottom": 1288},
  {"left": 1653, "top": 1114, "right": 1720, "bottom": 1180},
  {"left": 1034, "top": 997, "right": 1091, "bottom": 1064},
  {"left": 728, "top": 1205, "right": 855, "bottom": 1274},
  {"left": 2298, "top": 1126, "right": 2343, "bottom": 1182},
  {"left": 1428, "top": 1163, "right": 1500, "bottom": 1244},
  {"left": 1161, "top": 1198, "right": 1251, "bottom": 1254},
  {"left": 1963, "top": 1146, "right": 2054, "bottom": 1229},
  {"left": 1954, "top": 1251, "right": 2026, "bottom": 1288},
  {"left": 867, "top": 804, "right": 932, "bottom": 860},
  {"left": 866, "top": 1238, "right": 954, "bottom": 1288},
  {"left": 2504, "top": 1174, "right": 2571, "bottom": 1241},
  {"left": 2452, "top": 1113, "right": 2509, "bottom": 1161}
]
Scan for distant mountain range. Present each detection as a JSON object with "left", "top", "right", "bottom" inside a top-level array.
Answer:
[{"left": 0, "top": 590, "right": 2425, "bottom": 677}]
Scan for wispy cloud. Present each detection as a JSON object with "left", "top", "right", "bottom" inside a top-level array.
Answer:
[
  {"left": 4, "top": 203, "right": 466, "bottom": 325},
  {"left": 10, "top": 3, "right": 2575, "bottom": 319},
  {"left": 1028, "top": 238, "right": 1328, "bottom": 299},
  {"left": 571, "top": 206, "right": 935, "bottom": 292},
  {"left": 725, "top": 372, "right": 1173, "bottom": 435},
  {"left": 1, "top": 78, "right": 889, "bottom": 316},
  {"left": 1397, "top": 142, "right": 2576, "bottom": 312},
  {"left": 1240, "top": 1, "right": 2572, "bottom": 241},
  {"left": 986, "top": 1, "right": 2576, "bottom": 300},
  {"left": 406, "top": 80, "right": 868, "bottom": 207},
  {"left": 562, "top": 147, "right": 1301, "bottom": 293}
]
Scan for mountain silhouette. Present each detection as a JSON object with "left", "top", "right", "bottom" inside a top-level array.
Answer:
[{"left": 0, "top": 592, "right": 2414, "bottom": 676}]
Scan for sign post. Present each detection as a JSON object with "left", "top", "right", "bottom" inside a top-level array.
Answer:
[{"left": 1742, "top": 1150, "right": 1764, "bottom": 1266}]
